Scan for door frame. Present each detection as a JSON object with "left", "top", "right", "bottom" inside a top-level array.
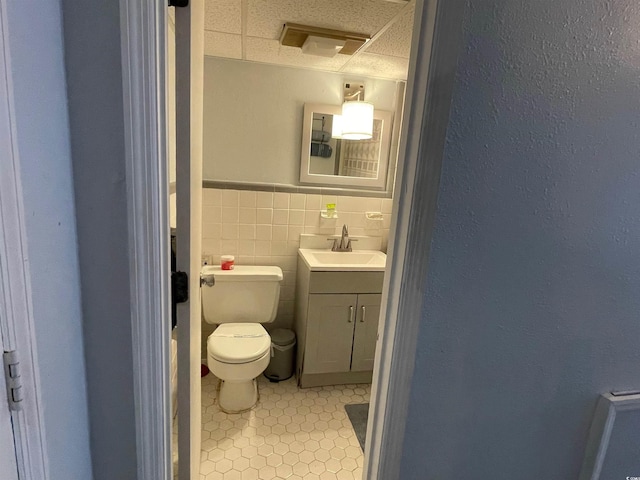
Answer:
[
  {"left": 118, "top": 0, "right": 466, "bottom": 478},
  {"left": 363, "top": 0, "right": 466, "bottom": 477},
  {"left": 0, "top": 1, "right": 51, "bottom": 477},
  {"left": 174, "top": 1, "right": 205, "bottom": 478},
  {"left": 119, "top": 1, "right": 172, "bottom": 479}
]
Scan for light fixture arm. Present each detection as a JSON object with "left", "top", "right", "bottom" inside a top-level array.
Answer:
[{"left": 344, "top": 83, "right": 366, "bottom": 102}]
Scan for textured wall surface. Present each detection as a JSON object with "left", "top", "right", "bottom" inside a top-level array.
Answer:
[
  {"left": 61, "top": 0, "right": 138, "bottom": 478},
  {"left": 401, "top": 0, "right": 640, "bottom": 478}
]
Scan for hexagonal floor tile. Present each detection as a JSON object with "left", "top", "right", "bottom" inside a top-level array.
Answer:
[{"left": 182, "top": 373, "right": 370, "bottom": 480}]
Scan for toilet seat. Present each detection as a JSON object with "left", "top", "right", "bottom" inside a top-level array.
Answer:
[{"left": 208, "top": 323, "right": 270, "bottom": 364}]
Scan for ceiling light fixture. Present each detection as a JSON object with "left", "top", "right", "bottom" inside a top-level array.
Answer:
[
  {"left": 280, "top": 23, "right": 370, "bottom": 57},
  {"left": 301, "top": 36, "right": 346, "bottom": 58},
  {"left": 340, "top": 83, "right": 374, "bottom": 140}
]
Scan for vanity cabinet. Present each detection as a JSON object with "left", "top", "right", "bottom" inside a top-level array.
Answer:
[
  {"left": 305, "top": 294, "right": 357, "bottom": 374},
  {"left": 295, "top": 262, "right": 384, "bottom": 388},
  {"left": 305, "top": 294, "right": 381, "bottom": 375},
  {"left": 350, "top": 294, "right": 381, "bottom": 372}
]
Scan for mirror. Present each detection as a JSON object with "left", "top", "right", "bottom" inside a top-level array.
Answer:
[{"left": 300, "top": 103, "right": 393, "bottom": 190}]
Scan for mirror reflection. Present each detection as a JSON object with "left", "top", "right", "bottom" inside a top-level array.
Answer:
[
  {"left": 309, "top": 113, "right": 384, "bottom": 179},
  {"left": 300, "top": 103, "right": 392, "bottom": 190}
]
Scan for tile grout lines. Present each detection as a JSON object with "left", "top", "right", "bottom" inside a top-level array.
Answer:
[{"left": 196, "top": 373, "right": 370, "bottom": 480}]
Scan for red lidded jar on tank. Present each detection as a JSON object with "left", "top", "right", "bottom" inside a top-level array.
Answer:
[{"left": 220, "top": 255, "right": 235, "bottom": 270}]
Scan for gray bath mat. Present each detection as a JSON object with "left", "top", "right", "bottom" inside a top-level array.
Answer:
[{"left": 344, "top": 403, "right": 369, "bottom": 451}]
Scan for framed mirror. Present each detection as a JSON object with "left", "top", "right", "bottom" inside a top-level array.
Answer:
[{"left": 299, "top": 103, "right": 393, "bottom": 190}]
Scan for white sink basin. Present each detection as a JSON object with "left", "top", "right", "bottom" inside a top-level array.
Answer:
[{"left": 298, "top": 248, "right": 387, "bottom": 272}]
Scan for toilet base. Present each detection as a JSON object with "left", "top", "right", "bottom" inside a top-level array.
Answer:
[{"left": 217, "top": 378, "right": 259, "bottom": 413}]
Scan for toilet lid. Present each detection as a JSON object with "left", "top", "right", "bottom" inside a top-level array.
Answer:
[{"left": 208, "top": 323, "right": 271, "bottom": 364}]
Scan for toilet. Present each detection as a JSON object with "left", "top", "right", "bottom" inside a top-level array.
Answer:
[{"left": 201, "top": 265, "right": 283, "bottom": 413}]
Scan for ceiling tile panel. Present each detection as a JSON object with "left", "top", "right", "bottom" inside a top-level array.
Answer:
[
  {"left": 365, "top": 4, "right": 414, "bottom": 58},
  {"left": 341, "top": 52, "right": 409, "bottom": 80},
  {"left": 205, "top": 0, "right": 242, "bottom": 34},
  {"left": 246, "top": 0, "right": 405, "bottom": 40},
  {"left": 245, "top": 37, "right": 350, "bottom": 71},
  {"left": 205, "top": 31, "right": 243, "bottom": 59}
]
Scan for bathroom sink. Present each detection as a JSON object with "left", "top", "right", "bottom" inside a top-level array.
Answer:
[
  {"left": 309, "top": 251, "right": 381, "bottom": 265},
  {"left": 298, "top": 248, "right": 387, "bottom": 272}
]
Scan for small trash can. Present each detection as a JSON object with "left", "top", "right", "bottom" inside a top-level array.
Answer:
[{"left": 264, "top": 329, "right": 296, "bottom": 382}]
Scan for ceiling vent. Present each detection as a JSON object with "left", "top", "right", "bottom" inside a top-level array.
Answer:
[{"left": 279, "top": 23, "right": 370, "bottom": 57}]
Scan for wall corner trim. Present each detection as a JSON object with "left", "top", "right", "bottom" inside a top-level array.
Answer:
[
  {"left": 119, "top": 1, "right": 172, "bottom": 478},
  {"left": 580, "top": 392, "right": 640, "bottom": 480},
  {"left": 363, "top": 0, "right": 467, "bottom": 478}
]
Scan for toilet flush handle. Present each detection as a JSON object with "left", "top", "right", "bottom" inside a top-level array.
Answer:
[{"left": 200, "top": 274, "right": 215, "bottom": 288}]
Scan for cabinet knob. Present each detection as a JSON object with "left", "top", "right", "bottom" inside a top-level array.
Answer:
[
  {"left": 361, "top": 305, "right": 366, "bottom": 323},
  {"left": 348, "top": 306, "right": 354, "bottom": 322}
]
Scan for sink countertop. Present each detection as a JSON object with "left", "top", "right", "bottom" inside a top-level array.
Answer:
[{"left": 298, "top": 248, "right": 387, "bottom": 272}]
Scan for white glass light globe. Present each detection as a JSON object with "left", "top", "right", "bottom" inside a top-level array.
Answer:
[
  {"left": 341, "top": 101, "right": 374, "bottom": 140},
  {"left": 331, "top": 114, "right": 343, "bottom": 139}
]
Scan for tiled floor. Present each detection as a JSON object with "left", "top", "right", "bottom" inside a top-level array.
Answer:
[{"left": 195, "top": 373, "right": 370, "bottom": 480}]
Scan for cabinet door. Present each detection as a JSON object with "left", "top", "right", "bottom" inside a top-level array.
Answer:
[
  {"left": 351, "top": 294, "right": 382, "bottom": 372},
  {"left": 304, "top": 294, "right": 357, "bottom": 374}
]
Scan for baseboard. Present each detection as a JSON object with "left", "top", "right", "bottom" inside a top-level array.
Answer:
[{"left": 299, "top": 371, "right": 373, "bottom": 388}]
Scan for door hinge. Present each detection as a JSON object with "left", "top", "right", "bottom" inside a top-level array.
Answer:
[
  {"left": 172, "top": 271, "right": 189, "bottom": 304},
  {"left": 168, "top": 0, "right": 188, "bottom": 7},
  {"left": 3, "top": 351, "right": 23, "bottom": 411}
]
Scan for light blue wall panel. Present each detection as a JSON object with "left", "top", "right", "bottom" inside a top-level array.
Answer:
[{"left": 400, "top": 0, "right": 640, "bottom": 478}]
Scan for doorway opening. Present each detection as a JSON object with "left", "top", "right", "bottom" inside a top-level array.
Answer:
[
  {"left": 120, "top": 0, "right": 465, "bottom": 478},
  {"left": 169, "top": 2, "right": 415, "bottom": 479}
]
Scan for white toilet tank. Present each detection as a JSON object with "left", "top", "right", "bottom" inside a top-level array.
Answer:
[{"left": 201, "top": 265, "right": 283, "bottom": 324}]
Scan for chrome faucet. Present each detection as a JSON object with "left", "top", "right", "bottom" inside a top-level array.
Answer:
[{"left": 329, "top": 224, "right": 356, "bottom": 252}]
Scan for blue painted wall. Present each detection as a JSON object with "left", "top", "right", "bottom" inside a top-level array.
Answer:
[
  {"left": 401, "top": 0, "right": 640, "bottom": 478},
  {"left": 61, "top": 0, "right": 137, "bottom": 478}
]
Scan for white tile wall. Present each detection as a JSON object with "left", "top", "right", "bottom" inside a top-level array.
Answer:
[{"left": 201, "top": 188, "right": 392, "bottom": 331}]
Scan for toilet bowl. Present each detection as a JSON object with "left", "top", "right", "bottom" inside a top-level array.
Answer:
[
  {"left": 201, "top": 265, "right": 283, "bottom": 413},
  {"left": 207, "top": 323, "right": 271, "bottom": 413}
]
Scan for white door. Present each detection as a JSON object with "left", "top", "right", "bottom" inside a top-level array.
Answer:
[
  {"left": 0, "top": 6, "right": 18, "bottom": 474},
  {"left": 173, "top": 1, "right": 204, "bottom": 478},
  {"left": 0, "top": 4, "right": 37, "bottom": 477},
  {"left": 0, "top": 346, "right": 19, "bottom": 480}
]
